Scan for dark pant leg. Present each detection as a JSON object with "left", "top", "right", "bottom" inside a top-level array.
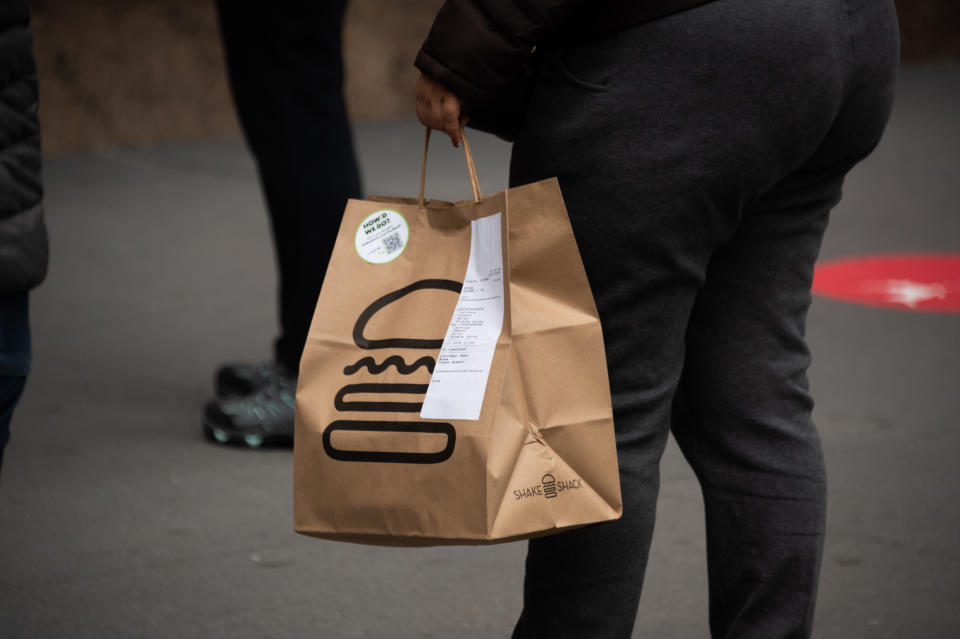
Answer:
[
  {"left": 1, "top": 292, "right": 31, "bottom": 477},
  {"left": 671, "top": 3, "right": 899, "bottom": 636},
  {"left": 510, "top": 20, "right": 746, "bottom": 639},
  {"left": 509, "top": 0, "right": 897, "bottom": 636},
  {"left": 670, "top": 180, "right": 836, "bottom": 639},
  {"left": 0, "top": 375, "right": 27, "bottom": 475},
  {"left": 216, "top": 1, "right": 362, "bottom": 373}
]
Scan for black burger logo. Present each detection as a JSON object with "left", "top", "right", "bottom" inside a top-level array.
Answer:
[{"left": 322, "top": 279, "right": 461, "bottom": 464}]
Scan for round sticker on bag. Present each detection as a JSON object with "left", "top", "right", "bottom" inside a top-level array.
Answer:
[{"left": 355, "top": 209, "right": 409, "bottom": 264}]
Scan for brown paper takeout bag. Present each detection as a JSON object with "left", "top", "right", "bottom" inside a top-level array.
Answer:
[{"left": 294, "top": 129, "right": 621, "bottom": 546}]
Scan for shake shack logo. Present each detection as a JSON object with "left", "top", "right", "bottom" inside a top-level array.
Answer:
[
  {"left": 513, "top": 474, "right": 583, "bottom": 501},
  {"left": 323, "top": 279, "right": 461, "bottom": 465}
]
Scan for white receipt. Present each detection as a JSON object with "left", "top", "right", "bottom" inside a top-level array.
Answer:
[{"left": 420, "top": 213, "right": 505, "bottom": 421}]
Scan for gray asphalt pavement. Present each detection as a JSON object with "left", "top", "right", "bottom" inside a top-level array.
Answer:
[{"left": 1, "top": 63, "right": 958, "bottom": 638}]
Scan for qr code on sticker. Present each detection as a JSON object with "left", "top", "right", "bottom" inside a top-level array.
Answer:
[{"left": 382, "top": 233, "right": 404, "bottom": 254}]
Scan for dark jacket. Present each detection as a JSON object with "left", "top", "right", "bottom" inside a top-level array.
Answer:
[
  {"left": 0, "top": 0, "right": 48, "bottom": 295},
  {"left": 415, "top": 0, "right": 713, "bottom": 138}
]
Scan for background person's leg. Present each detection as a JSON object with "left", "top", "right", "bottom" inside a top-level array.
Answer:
[
  {"left": 0, "top": 375, "right": 27, "bottom": 475},
  {"left": 207, "top": 2, "right": 362, "bottom": 446},
  {"left": 216, "top": 0, "right": 361, "bottom": 374},
  {"left": 0, "top": 292, "right": 31, "bottom": 477}
]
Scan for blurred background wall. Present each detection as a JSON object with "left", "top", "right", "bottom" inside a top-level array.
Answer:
[{"left": 31, "top": 0, "right": 959, "bottom": 157}]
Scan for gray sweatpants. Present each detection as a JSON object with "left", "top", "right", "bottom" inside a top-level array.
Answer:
[{"left": 508, "top": 1, "right": 899, "bottom": 637}]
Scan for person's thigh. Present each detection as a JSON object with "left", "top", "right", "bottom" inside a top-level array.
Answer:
[{"left": 508, "top": 0, "right": 892, "bottom": 635}]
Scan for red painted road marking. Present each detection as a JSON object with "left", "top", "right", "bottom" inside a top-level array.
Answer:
[{"left": 812, "top": 254, "right": 960, "bottom": 313}]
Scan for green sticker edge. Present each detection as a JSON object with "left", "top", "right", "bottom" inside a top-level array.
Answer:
[{"left": 355, "top": 209, "right": 409, "bottom": 265}]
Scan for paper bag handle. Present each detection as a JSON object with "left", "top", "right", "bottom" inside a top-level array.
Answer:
[{"left": 419, "top": 126, "right": 483, "bottom": 207}]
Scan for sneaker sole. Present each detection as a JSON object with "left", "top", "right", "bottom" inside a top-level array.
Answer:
[{"left": 202, "top": 419, "right": 292, "bottom": 449}]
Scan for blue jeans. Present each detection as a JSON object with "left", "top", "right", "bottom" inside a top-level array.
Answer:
[{"left": 0, "top": 292, "right": 31, "bottom": 474}]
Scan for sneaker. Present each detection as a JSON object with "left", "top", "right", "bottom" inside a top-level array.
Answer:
[
  {"left": 203, "top": 374, "right": 297, "bottom": 448},
  {"left": 214, "top": 360, "right": 288, "bottom": 398}
]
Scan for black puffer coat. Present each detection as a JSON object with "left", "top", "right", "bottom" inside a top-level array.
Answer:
[
  {"left": 415, "top": 0, "right": 712, "bottom": 138},
  {"left": 0, "top": 0, "right": 47, "bottom": 294}
]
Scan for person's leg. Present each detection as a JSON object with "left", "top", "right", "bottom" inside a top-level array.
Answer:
[
  {"left": 0, "top": 292, "right": 31, "bottom": 477},
  {"left": 206, "top": 2, "right": 362, "bottom": 445},
  {"left": 216, "top": 1, "right": 362, "bottom": 374},
  {"left": 508, "top": 0, "right": 897, "bottom": 635},
  {"left": 509, "top": 20, "right": 747, "bottom": 639},
  {"left": 0, "top": 375, "right": 27, "bottom": 475},
  {"left": 670, "top": 179, "right": 835, "bottom": 639},
  {"left": 670, "top": 2, "right": 899, "bottom": 636}
]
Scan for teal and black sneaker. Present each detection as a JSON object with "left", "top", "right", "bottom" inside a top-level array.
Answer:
[
  {"left": 214, "top": 360, "right": 288, "bottom": 398},
  {"left": 203, "top": 374, "right": 297, "bottom": 448}
]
